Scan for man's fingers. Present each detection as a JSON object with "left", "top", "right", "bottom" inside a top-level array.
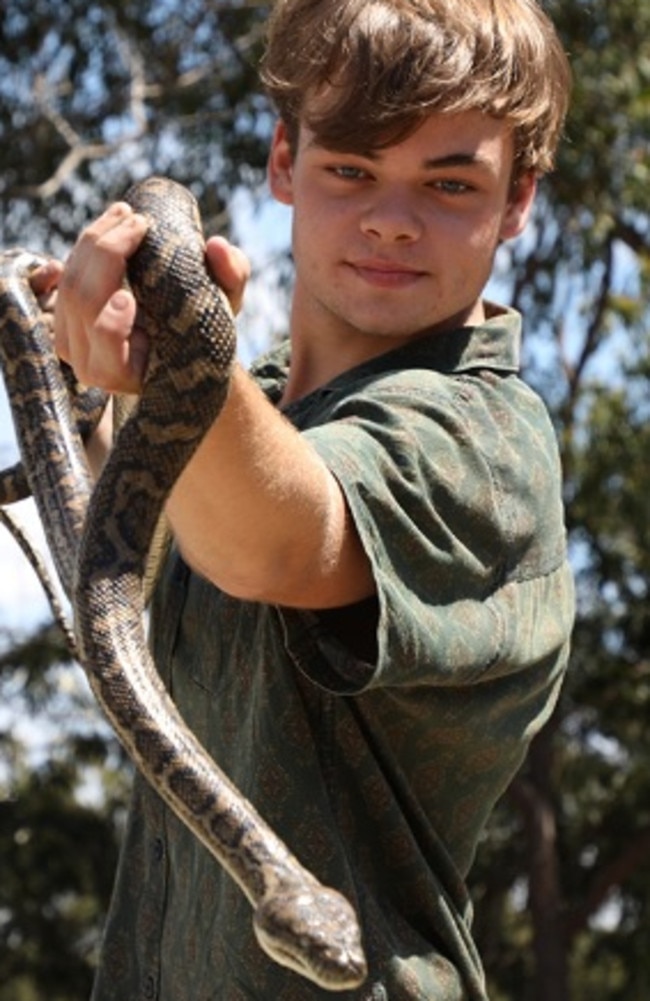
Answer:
[
  {"left": 29, "top": 258, "right": 64, "bottom": 300},
  {"left": 54, "top": 204, "right": 150, "bottom": 392},
  {"left": 88, "top": 289, "right": 144, "bottom": 393},
  {"left": 205, "top": 236, "right": 251, "bottom": 316},
  {"left": 59, "top": 204, "right": 148, "bottom": 318}
]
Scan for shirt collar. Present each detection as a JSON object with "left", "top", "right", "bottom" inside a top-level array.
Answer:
[
  {"left": 251, "top": 304, "right": 522, "bottom": 403},
  {"left": 424, "top": 303, "right": 521, "bottom": 375}
]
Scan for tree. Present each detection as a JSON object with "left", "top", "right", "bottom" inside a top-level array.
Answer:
[
  {"left": 0, "top": 0, "right": 271, "bottom": 252},
  {"left": 0, "top": 0, "right": 649, "bottom": 998},
  {"left": 0, "top": 624, "right": 128, "bottom": 1001},
  {"left": 470, "top": 1, "right": 650, "bottom": 998}
]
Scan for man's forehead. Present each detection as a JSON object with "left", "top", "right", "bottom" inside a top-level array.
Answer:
[{"left": 297, "top": 109, "right": 515, "bottom": 167}]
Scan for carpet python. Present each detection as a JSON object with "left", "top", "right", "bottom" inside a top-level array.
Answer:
[{"left": 0, "top": 177, "right": 367, "bottom": 991}]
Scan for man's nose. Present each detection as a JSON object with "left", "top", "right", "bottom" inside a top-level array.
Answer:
[{"left": 359, "top": 189, "right": 424, "bottom": 242}]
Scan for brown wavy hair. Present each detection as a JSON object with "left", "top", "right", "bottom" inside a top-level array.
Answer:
[{"left": 260, "top": 0, "right": 571, "bottom": 177}]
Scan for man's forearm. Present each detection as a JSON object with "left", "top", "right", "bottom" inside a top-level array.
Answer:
[{"left": 166, "top": 364, "right": 374, "bottom": 610}]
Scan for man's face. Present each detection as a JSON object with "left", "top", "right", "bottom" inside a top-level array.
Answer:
[{"left": 268, "top": 107, "right": 536, "bottom": 351}]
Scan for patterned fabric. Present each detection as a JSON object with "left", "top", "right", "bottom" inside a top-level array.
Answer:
[{"left": 91, "top": 307, "right": 574, "bottom": 1001}]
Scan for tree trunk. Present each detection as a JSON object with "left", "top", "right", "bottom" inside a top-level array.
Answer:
[{"left": 509, "top": 725, "right": 570, "bottom": 1001}]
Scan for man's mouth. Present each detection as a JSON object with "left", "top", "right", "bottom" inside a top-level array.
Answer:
[{"left": 347, "top": 259, "right": 427, "bottom": 289}]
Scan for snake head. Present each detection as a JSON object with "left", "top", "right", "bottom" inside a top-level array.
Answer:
[{"left": 253, "top": 880, "right": 367, "bottom": 991}]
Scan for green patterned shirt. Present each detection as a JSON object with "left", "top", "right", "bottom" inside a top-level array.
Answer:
[{"left": 91, "top": 308, "right": 574, "bottom": 1001}]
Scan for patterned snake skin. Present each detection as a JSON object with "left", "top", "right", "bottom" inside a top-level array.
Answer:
[{"left": 0, "top": 178, "right": 367, "bottom": 991}]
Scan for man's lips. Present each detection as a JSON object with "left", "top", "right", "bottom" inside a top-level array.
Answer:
[{"left": 346, "top": 259, "right": 427, "bottom": 289}]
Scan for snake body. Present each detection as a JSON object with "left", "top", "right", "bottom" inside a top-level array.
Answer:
[
  {"left": 0, "top": 248, "right": 96, "bottom": 596},
  {"left": 0, "top": 178, "right": 367, "bottom": 991},
  {"left": 0, "top": 351, "right": 107, "bottom": 506}
]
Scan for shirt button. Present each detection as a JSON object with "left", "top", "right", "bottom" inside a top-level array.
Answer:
[
  {"left": 144, "top": 974, "right": 156, "bottom": 999},
  {"left": 153, "top": 837, "right": 164, "bottom": 862}
]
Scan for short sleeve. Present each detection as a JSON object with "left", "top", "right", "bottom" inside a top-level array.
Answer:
[{"left": 279, "top": 367, "right": 573, "bottom": 695}]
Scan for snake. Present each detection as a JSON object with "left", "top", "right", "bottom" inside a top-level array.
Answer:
[{"left": 0, "top": 177, "right": 367, "bottom": 992}]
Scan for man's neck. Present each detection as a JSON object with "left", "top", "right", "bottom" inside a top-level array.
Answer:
[{"left": 280, "top": 293, "right": 487, "bottom": 407}]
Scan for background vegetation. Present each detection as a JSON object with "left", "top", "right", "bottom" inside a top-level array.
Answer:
[{"left": 0, "top": 1, "right": 648, "bottom": 998}]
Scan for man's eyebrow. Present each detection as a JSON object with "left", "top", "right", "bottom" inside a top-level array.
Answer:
[
  {"left": 345, "top": 149, "right": 486, "bottom": 167},
  {"left": 422, "top": 153, "right": 492, "bottom": 170},
  {"left": 306, "top": 141, "right": 495, "bottom": 172}
]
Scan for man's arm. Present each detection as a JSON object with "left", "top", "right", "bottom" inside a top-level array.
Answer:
[
  {"left": 167, "top": 363, "right": 373, "bottom": 608},
  {"left": 52, "top": 203, "right": 375, "bottom": 610}
]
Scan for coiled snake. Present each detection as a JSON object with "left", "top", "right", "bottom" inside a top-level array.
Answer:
[{"left": 0, "top": 178, "right": 367, "bottom": 991}]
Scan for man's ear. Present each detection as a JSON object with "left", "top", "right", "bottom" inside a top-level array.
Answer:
[
  {"left": 499, "top": 170, "right": 537, "bottom": 241},
  {"left": 267, "top": 120, "right": 295, "bottom": 206}
]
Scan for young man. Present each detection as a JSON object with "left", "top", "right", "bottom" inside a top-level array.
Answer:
[{"left": 49, "top": 0, "right": 575, "bottom": 997}]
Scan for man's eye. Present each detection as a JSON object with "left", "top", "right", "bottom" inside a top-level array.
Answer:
[
  {"left": 433, "top": 179, "right": 473, "bottom": 194},
  {"left": 331, "top": 165, "right": 367, "bottom": 180}
]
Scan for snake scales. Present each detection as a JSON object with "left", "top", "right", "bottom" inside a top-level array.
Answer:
[{"left": 0, "top": 177, "right": 367, "bottom": 991}]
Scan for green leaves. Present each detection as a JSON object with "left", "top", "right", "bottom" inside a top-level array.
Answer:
[
  {"left": 0, "top": 0, "right": 271, "bottom": 250},
  {"left": 0, "top": 624, "right": 129, "bottom": 1000}
]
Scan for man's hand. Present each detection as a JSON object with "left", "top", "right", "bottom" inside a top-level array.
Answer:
[
  {"left": 28, "top": 257, "right": 63, "bottom": 319},
  {"left": 53, "top": 202, "right": 250, "bottom": 395},
  {"left": 205, "top": 235, "right": 250, "bottom": 317}
]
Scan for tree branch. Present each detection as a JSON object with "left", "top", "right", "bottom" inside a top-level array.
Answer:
[
  {"left": 508, "top": 725, "right": 570, "bottom": 1001},
  {"left": 565, "top": 823, "right": 650, "bottom": 940},
  {"left": 17, "top": 35, "right": 150, "bottom": 200},
  {"left": 612, "top": 218, "right": 650, "bottom": 258}
]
